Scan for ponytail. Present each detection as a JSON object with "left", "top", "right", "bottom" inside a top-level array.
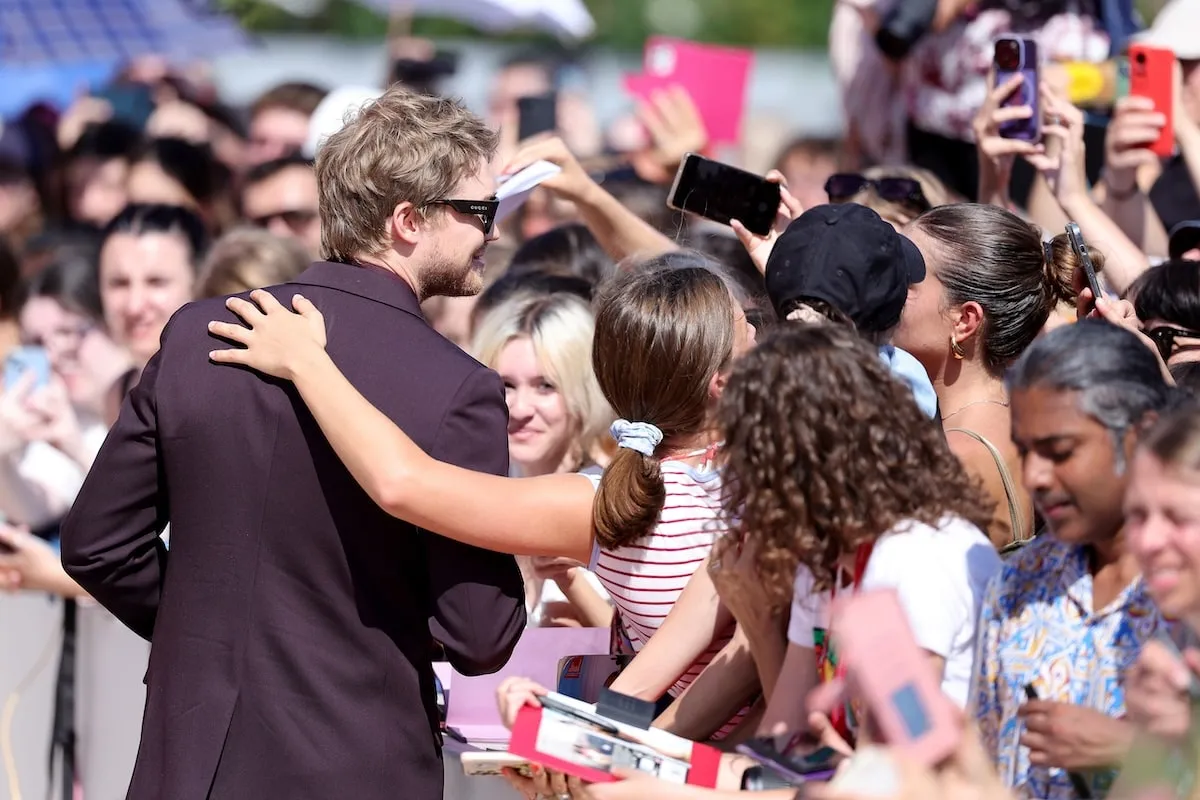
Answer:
[
  {"left": 1043, "top": 232, "right": 1093, "bottom": 308},
  {"left": 593, "top": 448, "right": 666, "bottom": 550}
]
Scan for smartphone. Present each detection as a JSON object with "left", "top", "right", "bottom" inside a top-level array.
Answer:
[
  {"left": 1066, "top": 222, "right": 1105, "bottom": 303},
  {"left": 831, "top": 589, "right": 960, "bottom": 766},
  {"left": 994, "top": 37, "right": 1041, "bottom": 142},
  {"left": 4, "top": 346, "right": 51, "bottom": 393},
  {"left": 94, "top": 82, "right": 156, "bottom": 131},
  {"left": 1128, "top": 44, "right": 1176, "bottom": 158},
  {"left": 517, "top": 93, "right": 558, "bottom": 142},
  {"left": 736, "top": 738, "right": 840, "bottom": 783},
  {"left": 667, "top": 154, "right": 781, "bottom": 236}
]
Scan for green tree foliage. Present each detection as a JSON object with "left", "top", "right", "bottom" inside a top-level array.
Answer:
[{"left": 216, "top": 0, "right": 837, "bottom": 50}]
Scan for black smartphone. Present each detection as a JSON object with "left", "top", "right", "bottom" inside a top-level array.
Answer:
[
  {"left": 667, "top": 153, "right": 781, "bottom": 236},
  {"left": 1066, "top": 222, "right": 1104, "bottom": 303},
  {"left": 517, "top": 93, "right": 558, "bottom": 142},
  {"left": 735, "top": 737, "right": 840, "bottom": 783}
]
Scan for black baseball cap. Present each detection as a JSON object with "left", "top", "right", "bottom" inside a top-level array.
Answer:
[
  {"left": 764, "top": 204, "right": 926, "bottom": 333},
  {"left": 1169, "top": 220, "right": 1200, "bottom": 260}
]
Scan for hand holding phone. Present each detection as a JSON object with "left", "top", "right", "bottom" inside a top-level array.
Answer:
[
  {"left": 667, "top": 154, "right": 781, "bottom": 235},
  {"left": 993, "top": 38, "right": 1041, "bottom": 142},
  {"left": 1065, "top": 222, "right": 1105, "bottom": 307},
  {"left": 4, "top": 346, "right": 52, "bottom": 394},
  {"left": 831, "top": 589, "right": 961, "bottom": 766},
  {"left": 1128, "top": 45, "right": 1175, "bottom": 158}
]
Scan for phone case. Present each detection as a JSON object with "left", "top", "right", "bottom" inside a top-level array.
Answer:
[
  {"left": 517, "top": 94, "right": 558, "bottom": 142},
  {"left": 3, "top": 346, "right": 51, "bottom": 392},
  {"left": 1129, "top": 44, "right": 1175, "bottom": 157},
  {"left": 831, "top": 590, "right": 960, "bottom": 766},
  {"left": 994, "top": 38, "right": 1040, "bottom": 142},
  {"left": 666, "top": 153, "right": 780, "bottom": 236}
]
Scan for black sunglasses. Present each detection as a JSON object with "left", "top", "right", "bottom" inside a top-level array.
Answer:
[
  {"left": 1146, "top": 325, "right": 1200, "bottom": 363},
  {"left": 824, "top": 173, "right": 930, "bottom": 211},
  {"left": 432, "top": 198, "right": 499, "bottom": 236}
]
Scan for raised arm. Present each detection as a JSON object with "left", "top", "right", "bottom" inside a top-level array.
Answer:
[
  {"left": 503, "top": 137, "right": 678, "bottom": 263},
  {"left": 209, "top": 291, "right": 595, "bottom": 563}
]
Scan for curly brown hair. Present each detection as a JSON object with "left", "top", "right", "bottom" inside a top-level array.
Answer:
[{"left": 716, "top": 323, "right": 995, "bottom": 606}]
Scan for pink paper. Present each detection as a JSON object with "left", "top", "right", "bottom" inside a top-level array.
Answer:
[{"left": 623, "top": 37, "right": 754, "bottom": 145}]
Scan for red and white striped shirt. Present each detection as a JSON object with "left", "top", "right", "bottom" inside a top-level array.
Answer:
[{"left": 587, "top": 461, "right": 735, "bottom": 700}]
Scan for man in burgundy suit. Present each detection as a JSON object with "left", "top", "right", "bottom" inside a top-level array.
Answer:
[{"left": 60, "top": 87, "right": 525, "bottom": 800}]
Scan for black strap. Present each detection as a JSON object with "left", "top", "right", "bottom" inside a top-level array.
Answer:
[{"left": 48, "top": 598, "right": 77, "bottom": 800}]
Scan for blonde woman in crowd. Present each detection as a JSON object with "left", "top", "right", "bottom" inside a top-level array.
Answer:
[
  {"left": 471, "top": 292, "right": 614, "bottom": 628},
  {"left": 196, "top": 227, "right": 308, "bottom": 299}
]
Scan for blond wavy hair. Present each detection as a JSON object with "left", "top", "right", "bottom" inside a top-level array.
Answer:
[{"left": 315, "top": 86, "right": 498, "bottom": 262}]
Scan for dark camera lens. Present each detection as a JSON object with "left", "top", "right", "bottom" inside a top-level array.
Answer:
[
  {"left": 995, "top": 41, "right": 1020, "bottom": 70},
  {"left": 1135, "top": 51, "right": 1146, "bottom": 65}
]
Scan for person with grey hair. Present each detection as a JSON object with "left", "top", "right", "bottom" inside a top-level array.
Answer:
[{"left": 972, "top": 319, "right": 1176, "bottom": 800}]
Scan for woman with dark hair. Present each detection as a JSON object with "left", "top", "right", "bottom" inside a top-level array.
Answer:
[
  {"left": 1131, "top": 259, "right": 1200, "bottom": 373},
  {"left": 714, "top": 323, "right": 999, "bottom": 753},
  {"left": 207, "top": 252, "right": 760, "bottom": 740},
  {"left": 99, "top": 203, "right": 206, "bottom": 386},
  {"left": 126, "top": 137, "right": 235, "bottom": 233},
  {"left": 61, "top": 120, "right": 141, "bottom": 229},
  {"left": 896, "top": 202, "right": 1080, "bottom": 551},
  {"left": 507, "top": 223, "right": 615, "bottom": 286}
]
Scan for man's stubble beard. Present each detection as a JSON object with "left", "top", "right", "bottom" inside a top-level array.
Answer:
[{"left": 419, "top": 249, "right": 484, "bottom": 300}]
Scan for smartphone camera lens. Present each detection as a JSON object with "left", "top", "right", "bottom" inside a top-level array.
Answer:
[
  {"left": 1135, "top": 51, "right": 1146, "bottom": 65},
  {"left": 995, "top": 41, "right": 1020, "bottom": 70}
]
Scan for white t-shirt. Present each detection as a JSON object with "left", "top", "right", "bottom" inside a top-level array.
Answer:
[{"left": 788, "top": 515, "right": 1001, "bottom": 708}]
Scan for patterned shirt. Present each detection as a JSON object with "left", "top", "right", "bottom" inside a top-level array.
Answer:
[{"left": 972, "top": 536, "right": 1167, "bottom": 799}]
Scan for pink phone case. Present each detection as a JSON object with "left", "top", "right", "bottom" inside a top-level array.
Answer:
[
  {"left": 623, "top": 37, "right": 753, "bottom": 145},
  {"left": 831, "top": 590, "right": 960, "bottom": 766}
]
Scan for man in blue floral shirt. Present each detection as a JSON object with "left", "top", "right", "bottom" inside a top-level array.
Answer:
[{"left": 972, "top": 322, "right": 1174, "bottom": 799}]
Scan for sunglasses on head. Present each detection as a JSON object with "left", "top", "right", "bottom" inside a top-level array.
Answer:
[
  {"left": 1146, "top": 325, "right": 1200, "bottom": 363},
  {"left": 432, "top": 198, "right": 499, "bottom": 236},
  {"left": 824, "top": 173, "right": 930, "bottom": 211}
]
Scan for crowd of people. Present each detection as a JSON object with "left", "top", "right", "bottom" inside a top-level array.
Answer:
[{"left": 4, "top": 0, "right": 1200, "bottom": 798}]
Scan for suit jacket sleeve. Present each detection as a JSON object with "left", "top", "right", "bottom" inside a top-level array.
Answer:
[
  {"left": 60, "top": 336, "right": 170, "bottom": 641},
  {"left": 426, "top": 367, "right": 526, "bottom": 676}
]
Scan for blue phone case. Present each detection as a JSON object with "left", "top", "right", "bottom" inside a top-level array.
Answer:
[
  {"left": 4, "top": 346, "right": 52, "bottom": 392},
  {"left": 995, "top": 38, "right": 1040, "bottom": 142}
]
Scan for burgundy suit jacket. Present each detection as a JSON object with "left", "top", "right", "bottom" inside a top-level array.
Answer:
[{"left": 61, "top": 262, "right": 526, "bottom": 800}]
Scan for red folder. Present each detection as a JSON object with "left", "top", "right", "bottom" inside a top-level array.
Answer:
[{"left": 623, "top": 37, "right": 754, "bottom": 145}]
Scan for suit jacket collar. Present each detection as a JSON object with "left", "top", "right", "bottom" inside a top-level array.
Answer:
[{"left": 291, "top": 261, "right": 425, "bottom": 320}]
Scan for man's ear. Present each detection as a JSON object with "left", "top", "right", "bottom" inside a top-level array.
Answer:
[{"left": 391, "top": 202, "right": 423, "bottom": 247}]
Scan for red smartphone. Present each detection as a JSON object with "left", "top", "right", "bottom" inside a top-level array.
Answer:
[
  {"left": 1128, "top": 44, "right": 1175, "bottom": 157},
  {"left": 832, "top": 590, "right": 960, "bottom": 766}
]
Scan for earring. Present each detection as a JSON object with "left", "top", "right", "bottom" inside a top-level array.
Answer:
[{"left": 950, "top": 335, "right": 966, "bottom": 360}]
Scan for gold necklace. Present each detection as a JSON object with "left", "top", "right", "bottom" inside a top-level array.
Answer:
[{"left": 942, "top": 398, "right": 1010, "bottom": 419}]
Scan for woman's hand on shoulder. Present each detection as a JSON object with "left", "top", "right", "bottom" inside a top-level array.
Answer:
[{"left": 209, "top": 290, "right": 329, "bottom": 381}]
